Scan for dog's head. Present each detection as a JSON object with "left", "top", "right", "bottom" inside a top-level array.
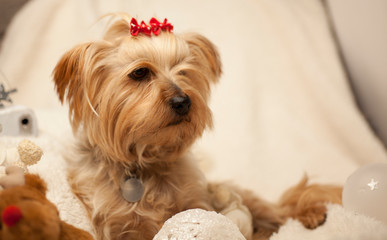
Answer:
[{"left": 53, "top": 14, "right": 221, "bottom": 164}]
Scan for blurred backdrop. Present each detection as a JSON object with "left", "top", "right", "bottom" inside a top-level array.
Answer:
[{"left": 0, "top": 0, "right": 386, "bottom": 202}]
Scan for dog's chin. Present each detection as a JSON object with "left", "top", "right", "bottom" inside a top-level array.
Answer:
[
  {"left": 149, "top": 116, "right": 202, "bottom": 149},
  {"left": 167, "top": 119, "right": 183, "bottom": 127},
  {"left": 166, "top": 116, "right": 191, "bottom": 127}
]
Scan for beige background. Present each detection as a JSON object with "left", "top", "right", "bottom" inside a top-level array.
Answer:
[{"left": 326, "top": 0, "right": 387, "bottom": 146}]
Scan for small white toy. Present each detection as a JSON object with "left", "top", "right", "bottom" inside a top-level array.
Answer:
[
  {"left": 153, "top": 209, "right": 246, "bottom": 240},
  {"left": 343, "top": 162, "right": 387, "bottom": 225},
  {"left": 0, "top": 139, "right": 43, "bottom": 176},
  {"left": 0, "top": 105, "right": 39, "bottom": 137},
  {"left": 0, "top": 165, "right": 25, "bottom": 189},
  {"left": 0, "top": 72, "right": 38, "bottom": 137}
]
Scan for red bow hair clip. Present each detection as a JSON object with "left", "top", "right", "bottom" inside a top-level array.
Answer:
[{"left": 130, "top": 18, "right": 174, "bottom": 37}]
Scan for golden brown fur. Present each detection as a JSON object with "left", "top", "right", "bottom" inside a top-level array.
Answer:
[
  {"left": 278, "top": 176, "right": 342, "bottom": 229},
  {"left": 53, "top": 13, "right": 342, "bottom": 240}
]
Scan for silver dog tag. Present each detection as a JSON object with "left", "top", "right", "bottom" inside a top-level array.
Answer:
[{"left": 120, "top": 177, "right": 144, "bottom": 203}]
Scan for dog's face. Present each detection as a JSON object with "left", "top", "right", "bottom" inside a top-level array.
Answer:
[{"left": 53, "top": 16, "right": 221, "bottom": 164}]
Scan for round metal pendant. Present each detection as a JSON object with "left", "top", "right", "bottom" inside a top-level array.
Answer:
[{"left": 120, "top": 177, "right": 144, "bottom": 203}]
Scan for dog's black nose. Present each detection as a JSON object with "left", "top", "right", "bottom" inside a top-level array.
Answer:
[{"left": 170, "top": 95, "right": 191, "bottom": 116}]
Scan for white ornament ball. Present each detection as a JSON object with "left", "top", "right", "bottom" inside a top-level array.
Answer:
[
  {"left": 153, "top": 209, "right": 246, "bottom": 240},
  {"left": 343, "top": 162, "right": 387, "bottom": 225}
]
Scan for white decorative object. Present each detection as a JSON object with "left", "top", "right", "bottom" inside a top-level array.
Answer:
[
  {"left": 342, "top": 162, "right": 387, "bottom": 225},
  {"left": 153, "top": 209, "right": 246, "bottom": 240},
  {"left": 0, "top": 139, "right": 43, "bottom": 176},
  {"left": 0, "top": 105, "right": 38, "bottom": 137}
]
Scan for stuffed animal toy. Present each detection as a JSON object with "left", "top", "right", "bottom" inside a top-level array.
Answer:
[
  {"left": 0, "top": 166, "right": 25, "bottom": 189},
  {"left": 0, "top": 166, "right": 93, "bottom": 240},
  {"left": 0, "top": 139, "right": 43, "bottom": 176}
]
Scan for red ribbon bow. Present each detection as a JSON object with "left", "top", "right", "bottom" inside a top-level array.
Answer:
[
  {"left": 130, "top": 18, "right": 173, "bottom": 37},
  {"left": 130, "top": 18, "right": 151, "bottom": 36}
]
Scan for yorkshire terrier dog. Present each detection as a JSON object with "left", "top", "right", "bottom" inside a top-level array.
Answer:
[{"left": 53, "top": 14, "right": 341, "bottom": 240}]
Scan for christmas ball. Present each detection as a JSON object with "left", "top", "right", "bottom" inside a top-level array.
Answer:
[
  {"left": 153, "top": 209, "right": 246, "bottom": 240},
  {"left": 342, "top": 162, "right": 387, "bottom": 225}
]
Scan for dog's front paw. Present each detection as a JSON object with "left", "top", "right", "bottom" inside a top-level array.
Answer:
[
  {"left": 295, "top": 204, "right": 327, "bottom": 229},
  {"left": 208, "top": 183, "right": 253, "bottom": 239},
  {"left": 208, "top": 183, "right": 232, "bottom": 210}
]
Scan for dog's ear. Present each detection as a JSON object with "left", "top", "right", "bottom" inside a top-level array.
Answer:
[
  {"left": 182, "top": 33, "right": 222, "bottom": 83},
  {"left": 53, "top": 43, "right": 93, "bottom": 130},
  {"left": 53, "top": 43, "right": 93, "bottom": 103}
]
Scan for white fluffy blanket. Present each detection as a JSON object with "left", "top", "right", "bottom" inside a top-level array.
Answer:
[{"left": 1, "top": 0, "right": 387, "bottom": 238}]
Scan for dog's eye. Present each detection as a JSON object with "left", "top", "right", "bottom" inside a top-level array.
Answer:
[{"left": 128, "top": 68, "right": 151, "bottom": 81}]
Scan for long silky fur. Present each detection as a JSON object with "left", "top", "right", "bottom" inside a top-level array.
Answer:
[
  {"left": 53, "top": 13, "right": 342, "bottom": 240},
  {"left": 66, "top": 135, "right": 212, "bottom": 239}
]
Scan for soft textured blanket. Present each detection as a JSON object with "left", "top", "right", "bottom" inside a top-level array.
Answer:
[{"left": 0, "top": 0, "right": 386, "bottom": 238}]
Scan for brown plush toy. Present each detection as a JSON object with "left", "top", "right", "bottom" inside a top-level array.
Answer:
[{"left": 0, "top": 166, "right": 93, "bottom": 240}]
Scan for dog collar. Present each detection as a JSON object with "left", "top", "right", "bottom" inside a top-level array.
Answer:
[{"left": 120, "top": 175, "right": 144, "bottom": 203}]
